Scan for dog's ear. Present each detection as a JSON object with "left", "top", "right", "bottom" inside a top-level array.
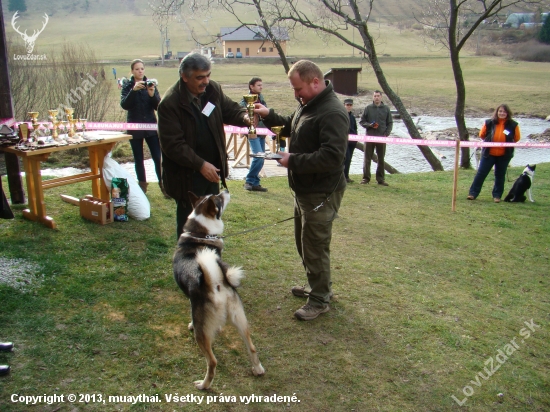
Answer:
[
  {"left": 205, "top": 196, "right": 221, "bottom": 219},
  {"left": 531, "top": 164, "right": 536, "bottom": 171},
  {"left": 188, "top": 192, "right": 200, "bottom": 209}
]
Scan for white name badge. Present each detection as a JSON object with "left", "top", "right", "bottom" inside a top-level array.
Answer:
[
  {"left": 202, "top": 102, "right": 215, "bottom": 117},
  {"left": 503, "top": 129, "right": 510, "bottom": 136}
]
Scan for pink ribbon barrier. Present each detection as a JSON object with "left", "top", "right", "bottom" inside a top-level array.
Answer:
[
  {"left": 348, "top": 134, "right": 550, "bottom": 148},
  {"left": 6, "top": 120, "right": 549, "bottom": 148},
  {"left": 0, "top": 118, "right": 15, "bottom": 127}
]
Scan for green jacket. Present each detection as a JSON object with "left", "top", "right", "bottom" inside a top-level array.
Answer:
[
  {"left": 359, "top": 101, "right": 393, "bottom": 137},
  {"left": 263, "top": 81, "right": 348, "bottom": 194},
  {"left": 157, "top": 78, "right": 248, "bottom": 200}
]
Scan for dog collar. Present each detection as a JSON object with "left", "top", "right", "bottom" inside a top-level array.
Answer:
[{"left": 184, "top": 232, "right": 221, "bottom": 240}]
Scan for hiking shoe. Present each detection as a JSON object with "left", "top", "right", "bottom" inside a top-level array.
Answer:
[
  {"left": 467, "top": 195, "right": 475, "bottom": 200},
  {"left": 291, "top": 286, "right": 333, "bottom": 300},
  {"left": 294, "top": 303, "right": 330, "bottom": 321},
  {"left": 360, "top": 179, "right": 369, "bottom": 184},
  {"left": 378, "top": 181, "right": 389, "bottom": 186},
  {"left": 494, "top": 198, "right": 501, "bottom": 203},
  {"left": 244, "top": 183, "right": 253, "bottom": 191},
  {"left": 252, "top": 185, "right": 268, "bottom": 192},
  {"left": 346, "top": 178, "right": 354, "bottom": 183}
]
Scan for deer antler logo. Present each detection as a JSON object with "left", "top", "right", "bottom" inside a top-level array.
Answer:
[{"left": 11, "top": 11, "right": 49, "bottom": 54}]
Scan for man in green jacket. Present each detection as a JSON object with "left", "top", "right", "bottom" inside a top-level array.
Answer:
[
  {"left": 254, "top": 60, "right": 348, "bottom": 321},
  {"left": 158, "top": 53, "right": 250, "bottom": 239},
  {"left": 359, "top": 90, "right": 393, "bottom": 186}
]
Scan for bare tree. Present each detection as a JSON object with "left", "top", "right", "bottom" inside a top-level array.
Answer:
[
  {"left": 416, "top": 0, "right": 543, "bottom": 168},
  {"left": 270, "top": 0, "right": 443, "bottom": 171},
  {"left": 7, "top": 39, "right": 115, "bottom": 122}
]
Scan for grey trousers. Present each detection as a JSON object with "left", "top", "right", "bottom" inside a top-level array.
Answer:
[{"left": 294, "top": 189, "right": 345, "bottom": 308}]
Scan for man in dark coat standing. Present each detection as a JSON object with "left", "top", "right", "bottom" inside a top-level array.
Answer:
[
  {"left": 343, "top": 98, "right": 358, "bottom": 183},
  {"left": 254, "top": 60, "right": 348, "bottom": 321},
  {"left": 359, "top": 90, "right": 393, "bottom": 186},
  {"left": 157, "top": 53, "right": 250, "bottom": 238}
]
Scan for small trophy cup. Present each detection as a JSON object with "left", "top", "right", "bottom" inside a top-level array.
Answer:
[
  {"left": 64, "top": 108, "right": 76, "bottom": 138},
  {"left": 28, "top": 112, "right": 39, "bottom": 142},
  {"left": 48, "top": 109, "right": 61, "bottom": 140},
  {"left": 79, "top": 118, "right": 87, "bottom": 138},
  {"left": 242, "top": 94, "right": 258, "bottom": 137},
  {"left": 270, "top": 126, "right": 284, "bottom": 153}
]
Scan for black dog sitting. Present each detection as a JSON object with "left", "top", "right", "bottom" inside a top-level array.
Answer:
[{"left": 504, "top": 164, "right": 536, "bottom": 203}]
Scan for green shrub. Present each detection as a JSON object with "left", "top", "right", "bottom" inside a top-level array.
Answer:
[{"left": 538, "top": 15, "right": 550, "bottom": 44}]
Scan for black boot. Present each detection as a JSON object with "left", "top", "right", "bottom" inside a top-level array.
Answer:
[{"left": 0, "top": 342, "right": 13, "bottom": 352}]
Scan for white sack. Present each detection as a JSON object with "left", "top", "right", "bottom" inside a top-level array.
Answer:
[{"left": 102, "top": 153, "right": 150, "bottom": 221}]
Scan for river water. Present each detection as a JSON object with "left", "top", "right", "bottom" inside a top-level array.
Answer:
[
  {"left": 37, "top": 116, "right": 549, "bottom": 181},
  {"left": 347, "top": 116, "right": 550, "bottom": 176}
]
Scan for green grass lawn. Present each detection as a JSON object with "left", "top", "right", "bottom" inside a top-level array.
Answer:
[{"left": 1, "top": 164, "right": 549, "bottom": 411}]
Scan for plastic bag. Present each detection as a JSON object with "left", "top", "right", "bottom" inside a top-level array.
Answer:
[{"left": 102, "top": 153, "right": 150, "bottom": 221}]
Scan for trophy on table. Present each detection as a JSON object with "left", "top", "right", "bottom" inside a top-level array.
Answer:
[
  {"left": 48, "top": 109, "right": 62, "bottom": 140},
  {"left": 28, "top": 112, "right": 40, "bottom": 142},
  {"left": 64, "top": 107, "right": 76, "bottom": 138},
  {"left": 242, "top": 94, "right": 258, "bottom": 138},
  {"left": 79, "top": 118, "right": 87, "bottom": 138}
]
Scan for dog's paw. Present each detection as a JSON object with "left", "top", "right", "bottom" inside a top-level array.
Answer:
[
  {"left": 188, "top": 322, "right": 194, "bottom": 331},
  {"left": 194, "top": 380, "right": 210, "bottom": 390},
  {"left": 253, "top": 363, "right": 265, "bottom": 376}
]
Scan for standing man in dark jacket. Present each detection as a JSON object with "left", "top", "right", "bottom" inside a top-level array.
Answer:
[
  {"left": 359, "top": 90, "right": 393, "bottom": 186},
  {"left": 157, "top": 53, "right": 250, "bottom": 239},
  {"left": 254, "top": 60, "right": 348, "bottom": 321},
  {"left": 343, "top": 98, "right": 358, "bottom": 183}
]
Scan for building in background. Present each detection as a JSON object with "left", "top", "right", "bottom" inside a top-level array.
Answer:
[{"left": 219, "top": 26, "right": 289, "bottom": 58}]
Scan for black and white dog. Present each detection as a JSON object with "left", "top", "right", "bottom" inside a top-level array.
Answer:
[
  {"left": 504, "top": 164, "right": 536, "bottom": 203},
  {"left": 172, "top": 190, "right": 264, "bottom": 390}
]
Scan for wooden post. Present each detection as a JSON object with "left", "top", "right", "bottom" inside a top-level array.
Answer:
[
  {"left": 0, "top": 0, "right": 26, "bottom": 204},
  {"left": 452, "top": 138, "right": 460, "bottom": 212}
]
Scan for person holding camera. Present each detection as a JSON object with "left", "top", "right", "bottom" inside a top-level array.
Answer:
[
  {"left": 359, "top": 90, "right": 393, "bottom": 186},
  {"left": 121, "top": 59, "right": 169, "bottom": 198}
]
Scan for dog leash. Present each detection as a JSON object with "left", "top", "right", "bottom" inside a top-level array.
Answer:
[
  {"left": 220, "top": 199, "right": 326, "bottom": 239},
  {"left": 221, "top": 173, "right": 343, "bottom": 239}
]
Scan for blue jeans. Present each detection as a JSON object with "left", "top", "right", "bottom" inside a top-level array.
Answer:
[
  {"left": 469, "top": 154, "right": 512, "bottom": 199},
  {"left": 246, "top": 136, "right": 265, "bottom": 186}
]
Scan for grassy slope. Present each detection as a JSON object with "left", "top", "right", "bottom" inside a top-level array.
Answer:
[
  {"left": 6, "top": 3, "right": 550, "bottom": 118},
  {"left": 1, "top": 165, "right": 549, "bottom": 411}
]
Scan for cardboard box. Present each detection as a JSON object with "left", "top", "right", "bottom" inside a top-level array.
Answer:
[{"left": 80, "top": 195, "right": 113, "bottom": 225}]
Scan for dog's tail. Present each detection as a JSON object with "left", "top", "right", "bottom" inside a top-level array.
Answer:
[
  {"left": 196, "top": 249, "right": 244, "bottom": 290},
  {"left": 225, "top": 266, "right": 244, "bottom": 288}
]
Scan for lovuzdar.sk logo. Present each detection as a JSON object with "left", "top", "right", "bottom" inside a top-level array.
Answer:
[{"left": 11, "top": 11, "right": 48, "bottom": 60}]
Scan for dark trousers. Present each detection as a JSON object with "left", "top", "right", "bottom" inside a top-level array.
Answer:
[
  {"left": 130, "top": 135, "right": 162, "bottom": 182},
  {"left": 294, "top": 190, "right": 344, "bottom": 308},
  {"left": 363, "top": 142, "right": 386, "bottom": 183},
  {"left": 469, "top": 154, "right": 511, "bottom": 199},
  {"left": 176, "top": 172, "right": 220, "bottom": 239},
  {"left": 344, "top": 141, "right": 357, "bottom": 179}
]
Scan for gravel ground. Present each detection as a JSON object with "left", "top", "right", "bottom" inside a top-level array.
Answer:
[{"left": 0, "top": 258, "right": 45, "bottom": 293}]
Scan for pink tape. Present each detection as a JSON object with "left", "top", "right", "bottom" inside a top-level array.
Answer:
[
  {"left": 0, "top": 118, "right": 15, "bottom": 127},
  {"left": 348, "top": 134, "right": 550, "bottom": 148}
]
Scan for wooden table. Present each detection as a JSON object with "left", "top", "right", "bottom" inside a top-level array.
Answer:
[{"left": 2, "top": 133, "right": 131, "bottom": 228}]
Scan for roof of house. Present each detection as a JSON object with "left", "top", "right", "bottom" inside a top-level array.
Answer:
[{"left": 220, "top": 26, "right": 290, "bottom": 41}]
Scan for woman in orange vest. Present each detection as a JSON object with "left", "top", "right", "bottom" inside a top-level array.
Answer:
[{"left": 467, "top": 104, "right": 521, "bottom": 203}]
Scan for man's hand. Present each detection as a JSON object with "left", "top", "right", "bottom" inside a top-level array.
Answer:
[
  {"left": 200, "top": 162, "right": 221, "bottom": 183},
  {"left": 253, "top": 103, "right": 269, "bottom": 118},
  {"left": 276, "top": 151, "right": 290, "bottom": 168}
]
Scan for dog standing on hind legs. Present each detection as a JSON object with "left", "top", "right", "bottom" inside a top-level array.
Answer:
[
  {"left": 504, "top": 164, "right": 536, "bottom": 203},
  {"left": 172, "top": 190, "right": 264, "bottom": 390}
]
